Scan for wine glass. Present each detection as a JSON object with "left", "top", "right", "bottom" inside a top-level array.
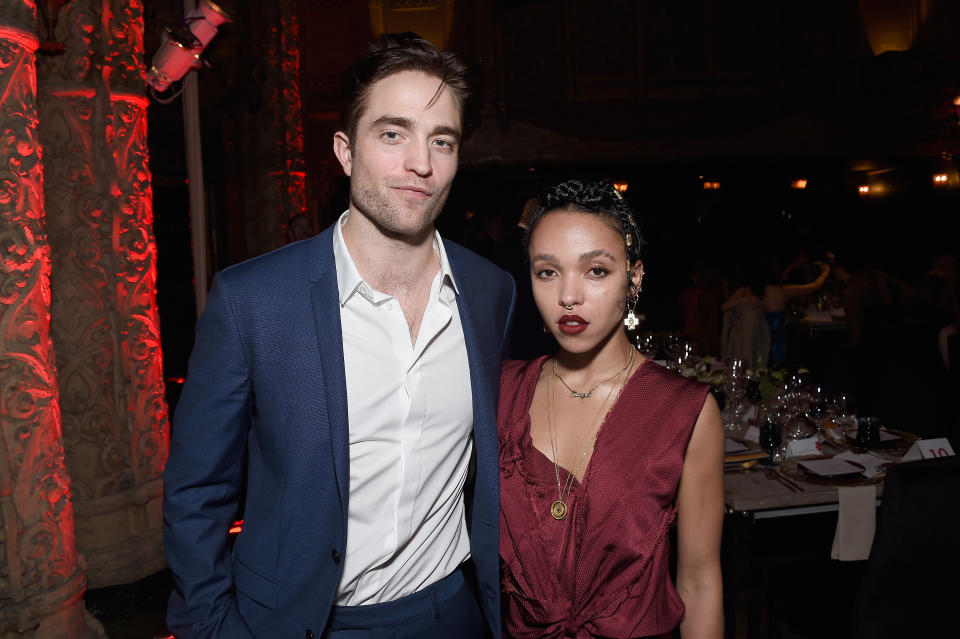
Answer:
[
  {"left": 806, "top": 384, "right": 827, "bottom": 427},
  {"left": 760, "top": 415, "right": 783, "bottom": 462},
  {"left": 638, "top": 332, "right": 656, "bottom": 357}
]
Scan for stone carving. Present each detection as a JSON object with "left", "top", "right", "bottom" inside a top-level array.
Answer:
[
  {"left": 246, "top": 0, "right": 307, "bottom": 257},
  {"left": 0, "top": 14, "right": 102, "bottom": 637},
  {"left": 37, "top": 0, "right": 169, "bottom": 588}
]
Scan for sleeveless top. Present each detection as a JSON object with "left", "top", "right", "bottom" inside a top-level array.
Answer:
[{"left": 499, "top": 356, "right": 710, "bottom": 638}]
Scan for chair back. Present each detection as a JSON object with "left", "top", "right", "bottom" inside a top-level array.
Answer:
[{"left": 856, "top": 455, "right": 960, "bottom": 638}]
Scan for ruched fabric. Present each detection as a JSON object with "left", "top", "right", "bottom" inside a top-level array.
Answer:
[{"left": 499, "top": 356, "right": 709, "bottom": 638}]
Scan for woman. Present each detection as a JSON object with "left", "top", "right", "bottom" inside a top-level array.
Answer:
[
  {"left": 499, "top": 180, "right": 724, "bottom": 638},
  {"left": 721, "top": 256, "right": 829, "bottom": 365}
]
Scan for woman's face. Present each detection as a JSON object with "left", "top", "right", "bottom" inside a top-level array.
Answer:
[{"left": 528, "top": 209, "right": 641, "bottom": 354}]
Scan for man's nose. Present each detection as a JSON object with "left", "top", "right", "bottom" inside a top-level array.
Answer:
[{"left": 404, "top": 140, "right": 432, "bottom": 177}]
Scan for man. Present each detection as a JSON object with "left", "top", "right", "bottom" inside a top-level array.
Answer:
[{"left": 164, "top": 33, "right": 515, "bottom": 639}]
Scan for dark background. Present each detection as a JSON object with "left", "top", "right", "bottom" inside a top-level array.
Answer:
[{"left": 142, "top": 0, "right": 960, "bottom": 390}]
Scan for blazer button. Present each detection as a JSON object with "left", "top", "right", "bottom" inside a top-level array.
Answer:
[
  {"left": 331, "top": 548, "right": 341, "bottom": 564},
  {"left": 305, "top": 631, "right": 315, "bottom": 639}
]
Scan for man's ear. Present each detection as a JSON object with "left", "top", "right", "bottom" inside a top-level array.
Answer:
[{"left": 333, "top": 131, "right": 352, "bottom": 177}]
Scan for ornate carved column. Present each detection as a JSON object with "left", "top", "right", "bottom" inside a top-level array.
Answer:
[
  {"left": 245, "top": 0, "right": 307, "bottom": 256},
  {"left": 0, "top": 3, "right": 101, "bottom": 637},
  {"left": 37, "top": 0, "right": 169, "bottom": 587}
]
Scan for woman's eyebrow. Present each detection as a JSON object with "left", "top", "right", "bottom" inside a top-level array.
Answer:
[
  {"left": 579, "top": 249, "right": 616, "bottom": 261},
  {"left": 530, "top": 253, "right": 557, "bottom": 263}
]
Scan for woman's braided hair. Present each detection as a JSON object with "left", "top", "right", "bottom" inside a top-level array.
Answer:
[{"left": 524, "top": 179, "right": 644, "bottom": 265}]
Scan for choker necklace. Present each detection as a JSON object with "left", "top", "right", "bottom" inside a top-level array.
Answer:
[
  {"left": 554, "top": 349, "right": 634, "bottom": 399},
  {"left": 545, "top": 350, "right": 633, "bottom": 520}
]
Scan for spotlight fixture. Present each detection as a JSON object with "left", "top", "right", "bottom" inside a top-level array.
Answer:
[
  {"left": 146, "top": 1, "right": 231, "bottom": 96},
  {"left": 858, "top": 185, "right": 870, "bottom": 195},
  {"left": 790, "top": 179, "right": 808, "bottom": 190},
  {"left": 933, "top": 173, "right": 949, "bottom": 186},
  {"left": 612, "top": 181, "right": 629, "bottom": 193},
  {"left": 702, "top": 181, "right": 721, "bottom": 190}
]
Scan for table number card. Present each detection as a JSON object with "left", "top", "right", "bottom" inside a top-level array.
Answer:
[{"left": 900, "top": 438, "right": 956, "bottom": 462}]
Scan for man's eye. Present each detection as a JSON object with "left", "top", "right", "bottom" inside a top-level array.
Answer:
[
  {"left": 382, "top": 131, "right": 400, "bottom": 141},
  {"left": 433, "top": 138, "right": 455, "bottom": 150},
  {"left": 588, "top": 267, "right": 609, "bottom": 277}
]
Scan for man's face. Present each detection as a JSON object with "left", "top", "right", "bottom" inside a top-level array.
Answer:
[{"left": 333, "top": 70, "right": 462, "bottom": 238}]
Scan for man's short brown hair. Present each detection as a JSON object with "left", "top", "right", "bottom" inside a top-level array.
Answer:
[{"left": 340, "top": 32, "right": 472, "bottom": 145}]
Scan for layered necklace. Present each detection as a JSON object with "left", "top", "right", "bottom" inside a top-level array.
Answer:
[
  {"left": 546, "top": 347, "right": 635, "bottom": 520},
  {"left": 554, "top": 354, "right": 634, "bottom": 399}
]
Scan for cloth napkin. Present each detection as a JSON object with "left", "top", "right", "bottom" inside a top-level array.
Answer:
[
  {"left": 830, "top": 484, "right": 877, "bottom": 561},
  {"left": 786, "top": 435, "right": 822, "bottom": 458}
]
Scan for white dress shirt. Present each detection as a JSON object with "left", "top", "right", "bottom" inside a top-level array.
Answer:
[{"left": 332, "top": 212, "right": 473, "bottom": 605}]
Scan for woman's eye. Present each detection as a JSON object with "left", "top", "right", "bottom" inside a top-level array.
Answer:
[{"left": 535, "top": 268, "right": 557, "bottom": 279}]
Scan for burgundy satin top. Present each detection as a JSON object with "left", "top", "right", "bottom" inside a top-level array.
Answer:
[{"left": 499, "top": 356, "right": 709, "bottom": 638}]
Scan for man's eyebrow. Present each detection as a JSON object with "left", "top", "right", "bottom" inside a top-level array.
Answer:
[
  {"left": 369, "top": 117, "right": 461, "bottom": 141},
  {"left": 370, "top": 115, "right": 415, "bottom": 130},
  {"left": 430, "top": 125, "right": 461, "bottom": 140}
]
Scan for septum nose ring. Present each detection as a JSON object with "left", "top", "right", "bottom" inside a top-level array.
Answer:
[{"left": 562, "top": 303, "right": 574, "bottom": 311}]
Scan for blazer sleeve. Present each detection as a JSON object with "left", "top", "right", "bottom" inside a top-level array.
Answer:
[{"left": 163, "top": 272, "right": 256, "bottom": 639}]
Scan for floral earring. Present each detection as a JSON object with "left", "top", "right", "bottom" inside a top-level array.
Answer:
[{"left": 624, "top": 290, "right": 640, "bottom": 331}]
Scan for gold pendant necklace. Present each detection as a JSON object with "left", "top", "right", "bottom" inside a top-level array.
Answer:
[
  {"left": 554, "top": 354, "right": 634, "bottom": 399},
  {"left": 546, "top": 348, "right": 634, "bottom": 520},
  {"left": 550, "top": 500, "right": 568, "bottom": 520}
]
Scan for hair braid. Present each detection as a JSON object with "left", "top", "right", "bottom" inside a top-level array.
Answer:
[{"left": 524, "top": 179, "right": 644, "bottom": 264}]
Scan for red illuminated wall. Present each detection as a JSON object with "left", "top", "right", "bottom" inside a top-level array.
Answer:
[{"left": 0, "top": 7, "right": 95, "bottom": 637}]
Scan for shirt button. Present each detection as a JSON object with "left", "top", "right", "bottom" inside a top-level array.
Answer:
[
  {"left": 385, "top": 303, "right": 393, "bottom": 311},
  {"left": 331, "top": 549, "right": 341, "bottom": 564}
]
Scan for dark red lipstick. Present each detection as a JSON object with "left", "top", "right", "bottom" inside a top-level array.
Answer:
[{"left": 557, "top": 314, "right": 588, "bottom": 335}]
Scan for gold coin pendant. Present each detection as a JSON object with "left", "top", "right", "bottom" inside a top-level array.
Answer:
[{"left": 550, "top": 500, "right": 568, "bottom": 520}]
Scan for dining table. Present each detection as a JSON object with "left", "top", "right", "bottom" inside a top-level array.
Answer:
[
  {"left": 721, "top": 426, "right": 911, "bottom": 639},
  {"left": 790, "top": 304, "right": 848, "bottom": 336},
  {"left": 639, "top": 344, "right": 930, "bottom": 639},
  {"left": 722, "top": 436, "right": 903, "bottom": 519}
]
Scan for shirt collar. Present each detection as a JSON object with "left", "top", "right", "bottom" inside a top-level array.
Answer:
[{"left": 333, "top": 210, "right": 460, "bottom": 306}]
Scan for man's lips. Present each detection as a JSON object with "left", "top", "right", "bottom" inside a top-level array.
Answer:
[
  {"left": 393, "top": 185, "right": 433, "bottom": 198},
  {"left": 557, "top": 314, "right": 588, "bottom": 335}
]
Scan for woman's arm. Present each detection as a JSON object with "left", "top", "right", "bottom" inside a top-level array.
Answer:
[
  {"left": 782, "top": 264, "right": 829, "bottom": 299},
  {"left": 676, "top": 394, "right": 725, "bottom": 639}
]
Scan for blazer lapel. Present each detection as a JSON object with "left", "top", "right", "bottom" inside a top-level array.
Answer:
[
  {"left": 455, "top": 280, "right": 494, "bottom": 426},
  {"left": 448, "top": 253, "right": 499, "bottom": 526},
  {"left": 308, "top": 229, "right": 350, "bottom": 519}
]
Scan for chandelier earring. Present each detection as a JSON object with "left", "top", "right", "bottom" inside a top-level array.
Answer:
[{"left": 623, "top": 288, "right": 640, "bottom": 331}]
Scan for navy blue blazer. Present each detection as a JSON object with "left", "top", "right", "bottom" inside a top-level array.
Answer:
[{"left": 163, "top": 225, "right": 515, "bottom": 639}]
